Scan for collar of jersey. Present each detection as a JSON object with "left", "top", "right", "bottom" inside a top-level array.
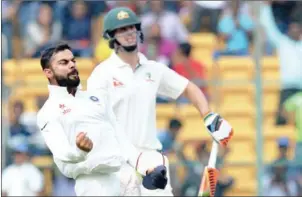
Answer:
[
  {"left": 48, "top": 85, "right": 82, "bottom": 98},
  {"left": 109, "top": 52, "right": 148, "bottom": 68}
]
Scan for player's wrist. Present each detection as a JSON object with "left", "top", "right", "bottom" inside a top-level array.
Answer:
[
  {"left": 203, "top": 111, "right": 215, "bottom": 122},
  {"left": 75, "top": 146, "right": 89, "bottom": 159}
]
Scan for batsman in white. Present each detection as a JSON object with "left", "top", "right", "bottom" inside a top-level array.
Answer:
[
  {"left": 86, "top": 7, "right": 234, "bottom": 196},
  {"left": 36, "top": 43, "right": 169, "bottom": 196}
]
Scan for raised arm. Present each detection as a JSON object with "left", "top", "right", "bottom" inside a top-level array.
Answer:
[{"left": 260, "top": 3, "right": 284, "bottom": 47}]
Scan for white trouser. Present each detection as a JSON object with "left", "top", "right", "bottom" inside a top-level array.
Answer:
[
  {"left": 74, "top": 163, "right": 141, "bottom": 196},
  {"left": 118, "top": 147, "right": 174, "bottom": 196},
  {"left": 115, "top": 162, "right": 141, "bottom": 196},
  {"left": 74, "top": 173, "right": 120, "bottom": 196}
]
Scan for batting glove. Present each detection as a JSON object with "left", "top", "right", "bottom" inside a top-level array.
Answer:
[{"left": 204, "top": 112, "right": 234, "bottom": 147}]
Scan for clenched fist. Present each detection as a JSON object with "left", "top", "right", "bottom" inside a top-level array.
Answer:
[{"left": 76, "top": 132, "right": 93, "bottom": 152}]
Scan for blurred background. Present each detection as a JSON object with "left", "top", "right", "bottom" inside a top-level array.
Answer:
[{"left": 1, "top": 0, "right": 302, "bottom": 196}]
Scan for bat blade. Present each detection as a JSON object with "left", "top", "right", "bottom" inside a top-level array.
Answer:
[
  {"left": 198, "top": 167, "right": 219, "bottom": 196},
  {"left": 198, "top": 141, "right": 219, "bottom": 197}
]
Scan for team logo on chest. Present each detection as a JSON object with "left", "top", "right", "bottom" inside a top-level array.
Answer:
[
  {"left": 113, "top": 77, "right": 124, "bottom": 87},
  {"left": 90, "top": 96, "right": 99, "bottom": 102},
  {"left": 145, "top": 72, "right": 155, "bottom": 82},
  {"left": 59, "top": 104, "right": 71, "bottom": 115}
]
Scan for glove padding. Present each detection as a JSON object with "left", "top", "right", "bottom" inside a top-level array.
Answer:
[
  {"left": 204, "top": 112, "right": 233, "bottom": 147},
  {"left": 142, "top": 165, "right": 167, "bottom": 190}
]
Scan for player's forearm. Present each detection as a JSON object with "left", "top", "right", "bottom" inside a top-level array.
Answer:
[
  {"left": 183, "top": 81, "right": 210, "bottom": 117},
  {"left": 40, "top": 121, "right": 87, "bottom": 163}
]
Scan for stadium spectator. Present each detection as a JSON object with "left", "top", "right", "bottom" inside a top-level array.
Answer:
[
  {"left": 17, "top": 1, "right": 41, "bottom": 37},
  {"left": 141, "top": 1, "right": 188, "bottom": 43},
  {"left": 114, "top": 0, "right": 138, "bottom": 13},
  {"left": 140, "top": 23, "right": 177, "bottom": 66},
  {"left": 277, "top": 137, "right": 291, "bottom": 161},
  {"left": 62, "top": 0, "right": 92, "bottom": 57},
  {"left": 190, "top": 1, "right": 226, "bottom": 33},
  {"left": 24, "top": 3, "right": 62, "bottom": 58},
  {"left": 20, "top": 96, "right": 50, "bottom": 156},
  {"left": 214, "top": 1, "right": 253, "bottom": 59},
  {"left": 2, "top": 143, "right": 44, "bottom": 196},
  {"left": 177, "top": 140, "right": 233, "bottom": 196},
  {"left": 157, "top": 118, "right": 183, "bottom": 195},
  {"left": 163, "top": 1, "right": 180, "bottom": 13},
  {"left": 2, "top": 1, "right": 20, "bottom": 59},
  {"left": 263, "top": 159, "right": 298, "bottom": 196},
  {"left": 283, "top": 92, "right": 302, "bottom": 168},
  {"left": 177, "top": 141, "right": 209, "bottom": 196},
  {"left": 215, "top": 147, "right": 234, "bottom": 197},
  {"left": 179, "top": 1, "right": 194, "bottom": 31},
  {"left": 260, "top": 2, "right": 302, "bottom": 126},
  {"left": 158, "top": 118, "right": 183, "bottom": 154},
  {"left": 262, "top": 137, "right": 298, "bottom": 196},
  {"left": 38, "top": 1, "right": 70, "bottom": 22},
  {"left": 271, "top": 1, "right": 297, "bottom": 34},
  {"left": 291, "top": 2, "right": 302, "bottom": 24},
  {"left": 9, "top": 101, "right": 32, "bottom": 148},
  {"left": 85, "top": 1, "right": 108, "bottom": 49},
  {"left": 172, "top": 42, "right": 208, "bottom": 103}
]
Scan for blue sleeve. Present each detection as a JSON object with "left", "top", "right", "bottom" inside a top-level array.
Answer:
[
  {"left": 260, "top": 5, "right": 284, "bottom": 47},
  {"left": 157, "top": 132, "right": 166, "bottom": 144},
  {"left": 218, "top": 16, "right": 234, "bottom": 35}
]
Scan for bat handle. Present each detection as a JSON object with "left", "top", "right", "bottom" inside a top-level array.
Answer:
[{"left": 208, "top": 141, "right": 219, "bottom": 168}]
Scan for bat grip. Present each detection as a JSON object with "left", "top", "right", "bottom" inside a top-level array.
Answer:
[{"left": 208, "top": 141, "right": 219, "bottom": 168}]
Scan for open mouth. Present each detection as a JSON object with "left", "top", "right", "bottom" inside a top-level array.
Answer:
[{"left": 68, "top": 71, "right": 79, "bottom": 80}]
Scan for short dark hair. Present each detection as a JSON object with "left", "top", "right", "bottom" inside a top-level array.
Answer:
[
  {"left": 169, "top": 118, "right": 182, "bottom": 129},
  {"left": 13, "top": 100, "right": 24, "bottom": 111},
  {"left": 178, "top": 42, "right": 192, "bottom": 57},
  {"left": 40, "top": 42, "right": 71, "bottom": 70}
]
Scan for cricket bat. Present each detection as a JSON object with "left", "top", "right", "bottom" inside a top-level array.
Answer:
[{"left": 198, "top": 141, "right": 219, "bottom": 197}]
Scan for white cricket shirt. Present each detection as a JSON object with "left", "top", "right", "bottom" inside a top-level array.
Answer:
[
  {"left": 87, "top": 52, "right": 189, "bottom": 150},
  {"left": 37, "top": 85, "right": 142, "bottom": 179},
  {"left": 2, "top": 163, "right": 44, "bottom": 196}
]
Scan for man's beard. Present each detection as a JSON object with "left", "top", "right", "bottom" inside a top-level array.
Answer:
[{"left": 55, "top": 71, "right": 80, "bottom": 88}]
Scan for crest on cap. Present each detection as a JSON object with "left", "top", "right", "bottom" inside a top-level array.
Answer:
[{"left": 117, "top": 10, "right": 129, "bottom": 20}]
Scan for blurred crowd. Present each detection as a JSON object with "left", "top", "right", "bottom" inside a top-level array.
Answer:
[{"left": 2, "top": 0, "right": 302, "bottom": 196}]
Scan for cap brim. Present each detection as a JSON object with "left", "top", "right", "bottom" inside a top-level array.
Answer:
[{"left": 103, "top": 21, "right": 141, "bottom": 39}]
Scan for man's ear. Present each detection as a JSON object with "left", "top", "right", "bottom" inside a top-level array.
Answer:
[{"left": 43, "top": 68, "right": 53, "bottom": 79}]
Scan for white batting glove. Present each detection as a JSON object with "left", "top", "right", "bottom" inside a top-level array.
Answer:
[{"left": 204, "top": 112, "right": 234, "bottom": 147}]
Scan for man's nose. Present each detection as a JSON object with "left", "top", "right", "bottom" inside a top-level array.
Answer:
[{"left": 69, "top": 61, "right": 76, "bottom": 69}]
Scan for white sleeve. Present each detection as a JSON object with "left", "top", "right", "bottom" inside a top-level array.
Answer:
[
  {"left": 157, "top": 64, "right": 189, "bottom": 99},
  {"left": 38, "top": 118, "right": 87, "bottom": 163},
  {"left": 28, "top": 166, "right": 44, "bottom": 193}
]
